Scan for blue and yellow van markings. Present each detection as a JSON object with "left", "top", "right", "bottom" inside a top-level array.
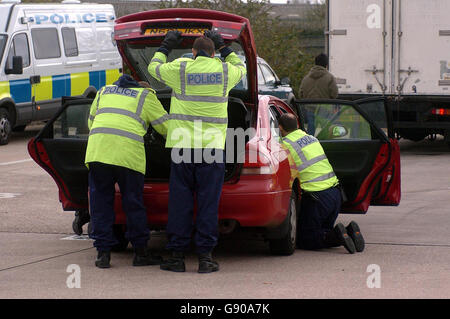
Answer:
[{"left": 0, "top": 69, "right": 121, "bottom": 104}]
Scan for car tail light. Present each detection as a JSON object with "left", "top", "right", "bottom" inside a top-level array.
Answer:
[
  {"left": 115, "top": 22, "right": 142, "bottom": 39},
  {"left": 431, "top": 108, "right": 450, "bottom": 116},
  {"left": 241, "top": 150, "right": 273, "bottom": 175}
]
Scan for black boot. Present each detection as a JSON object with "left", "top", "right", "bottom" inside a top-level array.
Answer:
[
  {"left": 95, "top": 251, "right": 111, "bottom": 269},
  {"left": 346, "top": 221, "right": 365, "bottom": 252},
  {"left": 324, "top": 223, "right": 356, "bottom": 254},
  {"left": 133, "top": 247, "right": 162, "bottom": 266},
  {"left": 198, "top": 252, "right": 219, "bottom": 274},
  {"left": 160, "top": 251, "right": 186, "bottom": 272}
]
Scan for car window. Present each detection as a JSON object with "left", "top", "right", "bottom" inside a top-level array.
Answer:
[
  {"left": 6, "top": 33, "right": 30, "bottom": 68},
  {"left": 61, "top": 27, "right": 79, "bottom": 57},
  {"left": 269, "top": 106, "right": 280, "bottom": 139},
  {"left": 257, "top": 64, "right": 265, "bottom": 84},
  {"left": 126, "top": 41, "right": 247, "bottom": 93},
  {"left": 356, "top": 99, "right": 390, "bottom": 137},
  {"left": 299, "top": 103, "right": 372, "bottom": 140},
  {"left": 260, "top": 63, "right": 277, "bottom": 84},
  {"left": 31, "top": 28, "right": 61, "bottom": 59},
  {"left": 53, "top": 102, "right": 91, "bottom": 139}
]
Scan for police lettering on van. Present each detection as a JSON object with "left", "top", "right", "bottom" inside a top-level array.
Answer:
[
  {"left": 0, "top": 1, "right": 122, "bottom": 145},
  {"left": 26, "top": 13, "right": 115, "bottom": 25}
]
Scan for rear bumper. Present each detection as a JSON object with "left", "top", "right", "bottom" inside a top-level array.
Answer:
[{"left": 113, "top": 179, "right": 290, "bottom": 228}]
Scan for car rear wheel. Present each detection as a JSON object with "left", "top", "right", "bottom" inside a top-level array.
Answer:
[
  {"left": 269, "top": 189, "right": 298, "bottom": 255},
  {"left": 0, "top": 108, "right": 12, "bottom": 145}
]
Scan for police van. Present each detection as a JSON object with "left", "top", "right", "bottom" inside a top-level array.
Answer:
[{"left": 0, "top": 0, "right": 122, "bottom": 145}]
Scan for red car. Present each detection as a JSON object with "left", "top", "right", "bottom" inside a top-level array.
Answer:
[{"left": 28, "top": 9, "right": 401, "bottom": 255}]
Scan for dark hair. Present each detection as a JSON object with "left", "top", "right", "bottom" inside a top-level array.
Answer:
[
  {"left": 315, "top": 53, "right": 329, "bottom": 68},
  {"left": 193, "top": 37, "right": 215, "bottom": 56},
  {"left": 278, "top": 113, "right": 298, "bottom": 133}
]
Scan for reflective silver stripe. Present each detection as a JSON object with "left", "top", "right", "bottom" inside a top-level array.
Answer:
[
  {"left": 96, "top": 108, "right": 147, "bottom": 131},
  {"left": 151, "top": 58, "right": 164, "bottom": 64},
  {"left": 89, "top": 127, "right": 144, "bottom": 143},
  {"left": 235, "top": 63, "right": 245, "bottom": 68},
  {"left": 172, "top": 91, "right": 228, "bottom": 103},
  {"left": 170, "top": 113, "right": 228, "bottom": 124},
  {"left": 90, "top": 87, "right": 104, "bottom": 123},
  {"left": 136, "top": 89, "right": 149, "bottom": 117},
  {"left": 283, "top": 138, "right": 307, "bottom": 162},
  {"left": 222, "top": 62, "right": 228, "bottom": 97},
  {"left": 155, "top": 63, "right": 166, "bottom": 84},
  {"left": 180, "top": 61, "right": 187, "bottom": 95},
  {"left": 303, "top": 172, "right": 336, "bottom": 184},
  {"left": 150, "top": 114, "right": 170, "bottom": 126},
  {"left": 297, "top": 154, "right": 328, "bottom": 172}
]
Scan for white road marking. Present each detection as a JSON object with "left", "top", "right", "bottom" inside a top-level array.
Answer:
[
  {"left": 0, "top": 159, "right": 33, "bottom": 166},
  {"left": 61, "top": 235, "right": 92, "bottom": 241},
  {"left": 0, "top": 193, "right": 21, "bottom": 199}
]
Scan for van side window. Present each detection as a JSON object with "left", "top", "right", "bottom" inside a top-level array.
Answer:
[
  {"left": 61, "top": 27, "right": 78, "bottom": 57},
  {"left": 31, "top": 28, "right": 61, "bottom": 59},
  {"left": 6, "top": 33, "right": 30, "bottom": 68}
]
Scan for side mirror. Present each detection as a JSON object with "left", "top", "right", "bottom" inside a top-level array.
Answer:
[
  {"left": 280, "top": 77, "right": 290, "bottom": 85},
  {"left": 5, "top": 56, "right": 23, "bottom": 75},
  {"left": 330, "top": 125, "right": 348, "bottom": 138}
]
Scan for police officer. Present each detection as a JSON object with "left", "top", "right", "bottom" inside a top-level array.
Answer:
[
  {"left": 86, "top": 74, "right": 170, "bottom": 268},
  {"left": 148, "top": 31, "right": 246, "bottom": 273},
  {"left": 278, "top": 113, "right": 365, "bottom": 254}
]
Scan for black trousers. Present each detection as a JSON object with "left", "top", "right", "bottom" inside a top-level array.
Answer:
[
  {"left": 166, "top": 149, "right": 225, "bottom": 254},
  {"left": 88, "top": 162, "right": 149, "bottom": 252},
  {"left": 297, "top": 186, "right": 342, "bottom": 250}
]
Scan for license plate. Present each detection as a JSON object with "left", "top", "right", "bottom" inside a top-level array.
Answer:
[{"left": 144, "top": 28, "right": 208, "bottom": 35}]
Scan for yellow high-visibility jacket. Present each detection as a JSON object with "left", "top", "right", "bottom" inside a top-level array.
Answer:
[
  {"left": 148, "top": 51, "right": 246, "bottom": 149},
  {"left": 85, "top": 85, "right": 169, "bottom": 174},
  {"left": 282, "top": 129, "right": 339, "bottom": 192}
]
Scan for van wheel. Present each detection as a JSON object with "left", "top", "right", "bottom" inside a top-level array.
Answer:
[
  {"left": 0, "top": 108, "right": 12, "bottom": 145},
  {"left": 269, "top": 190, "right": 298, "bottom": 255}
]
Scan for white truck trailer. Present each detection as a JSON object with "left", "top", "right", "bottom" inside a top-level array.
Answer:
[{"left": 326, "top": 0, "right": 450, "bottom": 144}]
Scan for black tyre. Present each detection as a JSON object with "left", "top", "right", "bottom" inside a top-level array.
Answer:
[
  {"left": 111, "top": 224, "right": 129, "bottom": 252},
  {"left": 0, "top": 108, "right": 12, "bottom": 145},
  {"left": 397, "top": 128, "right": 427, "bottom": 142},
  {"left": 269, "top": 190, "right": 298, "bottom": 255},
  {"left": 72, "top": 210, "right": 90, "bottom": 235}
]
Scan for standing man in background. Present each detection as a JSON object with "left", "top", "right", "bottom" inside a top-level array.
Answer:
[
  {"left": 148, "top": 30, "right": 246, "bottom": 273},
  {"left": 278, "top": 113, "right": 365, "bottom": 254},
  {"left": 86, "top": 74, "right": 169, "bottom": 268},
  {"left": 299, "top": 53, "right": 339, "bottom": 135}
]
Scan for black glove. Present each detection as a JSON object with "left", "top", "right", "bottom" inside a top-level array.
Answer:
[
  {"left": 204, "top": 30, "right": 225, "bottom": 50},
  {"left": 158, "top": 30, "right": 182, "bottom": 55}
]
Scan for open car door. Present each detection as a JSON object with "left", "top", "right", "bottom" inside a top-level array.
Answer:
[
  {"left": 28, "top": 97, "right": 93, "bottom": 211},
  {"left": 294, "top": 98, "right": 401, "bottom": 214}
]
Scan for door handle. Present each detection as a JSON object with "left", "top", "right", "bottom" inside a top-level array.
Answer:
[{"left": 30, "top": 75, "right": 41, "bottom": 85}]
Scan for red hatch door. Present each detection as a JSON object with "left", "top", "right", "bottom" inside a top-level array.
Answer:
[{"left": 114, "top": 8, "right": 258, "bottom": 107}]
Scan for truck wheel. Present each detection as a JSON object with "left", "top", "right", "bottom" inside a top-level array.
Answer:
[
  {"left": 269, "top": 190, "right": 298, "bottom": 255},
  {"left": 0, "top": 108, "right": 12, "bottom": 145},
  {"left": 398, "top": 129, "right": 427, "bottom": 142}
]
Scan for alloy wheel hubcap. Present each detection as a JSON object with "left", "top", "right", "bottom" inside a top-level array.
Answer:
[{"left": 0, "top": 117, "right": 11, "bottom": 140}]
